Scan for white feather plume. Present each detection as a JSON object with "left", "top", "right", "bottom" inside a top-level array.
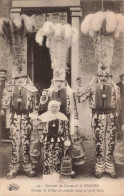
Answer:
[
  {"left": 81, "top": 14, "right": 93, "bottom": 34},
  {"left": 35, "top": 28, "right": 44, "bottom": 45},
  {"left": 91, "top": 11, "right": 105, "bottom": 32},
  {"left": 106, "top": 11, "right": 117, "bottom": 33},
  {"left": 21, "top": 14, "right": 35, "bottom": 32},
  {"left": 36, "top": 22, "right": 79, "bottom": 47},
  {"left": 0, "top": 17, "right": 5, "bottom": 34},
  {"left": 54, "top": 23, "right": 63, "bottom": 38},
  {"left": 43, "top": 21, "right": 55, "bottom": 36},
  {"left": 12, "top": 15, "right": 22, "bottom": 29},
  {"left": 63, "top": 23, "right": 72, "bottom": 40}
]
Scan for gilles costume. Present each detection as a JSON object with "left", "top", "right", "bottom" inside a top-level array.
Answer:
[
  {"left": 78, "top": 73, "right": 120, "bottom": 176},
  {"left": 80, "top": 12, "right": 124, "bottom": 178},
  {"left": 35, "top": 22, "right": 85, "bottom": 175},
  {"left": 38, "top": 100, "right": 70, "bottom": 180},
  {"left": 1, "top": 75, "right": 38, "bottom": 178}
]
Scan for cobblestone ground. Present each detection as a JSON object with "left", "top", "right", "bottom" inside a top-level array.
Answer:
[{"left": 1, "top": 139, "right": 124, "bottom": 179}]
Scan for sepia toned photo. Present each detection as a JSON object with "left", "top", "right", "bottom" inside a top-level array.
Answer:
[{"left": 0, "top": 0, "right": 124, "bottom": 196}]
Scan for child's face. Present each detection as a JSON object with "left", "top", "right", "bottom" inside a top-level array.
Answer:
[{"left": 50, "top": 104, "right": 59, "bottom": 114}]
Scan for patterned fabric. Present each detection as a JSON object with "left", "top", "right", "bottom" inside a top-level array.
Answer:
[
  {"left": 42, "top": 119, "right": 68, "bottom": 174},
  {"left": 43, "top": 142, "right": 63, "bottom": 174},
  {"left": 94, "top": 35, "right": 114, "bottom": 72},
  {"left": 92, "top": 113, "right": 116, "bottom": 173},
  {"left": 9, "top": 113, "right": 33, "bottom": 172}
]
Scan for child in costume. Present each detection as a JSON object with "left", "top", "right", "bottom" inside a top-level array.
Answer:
[{"left": 38, "top": 100, "right": 71, "bottom": 181}]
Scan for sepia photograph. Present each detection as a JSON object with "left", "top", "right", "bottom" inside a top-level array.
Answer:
[{"left": 0, "top": 0, "right": 124, "bottom": 195}]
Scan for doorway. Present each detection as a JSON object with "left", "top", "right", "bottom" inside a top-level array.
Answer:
[{"left": 27, "top": 34, "right": 53, "bottom": 103}]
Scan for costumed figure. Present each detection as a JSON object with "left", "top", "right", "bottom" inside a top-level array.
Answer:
[
  {"left": 1, "top": 72, "right": 38, "bottom": 179},
  {"left": 78, "top": 70, "right": 120, "bottom": 178},
  {"left": 0, "top": 14, "right": 38, "bottom": 179},
  {"left": 37, "top": 100, "right": 71, "bottom": 181},
  {"left": 35, "top": 21, "right": 85, "bottom": 176},
  {"left": 117, "top": 71, "right": 124, "bottom": 134},
  {"left": 76, "top": 76, "right": 83, "bottom": 103},
  {"left": 80, "top": 11, "right": 122, "bottom": 178},
  {"left": 0, "top": 69, "right": 7, "bottom": 141},
  {"left": 113, "top": 71, "right": 124, "bottom": 166}
]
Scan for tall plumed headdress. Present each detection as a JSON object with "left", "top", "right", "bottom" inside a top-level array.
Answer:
[
  {"left": 0, "top": 14, "right": 36, "bottom": 78},
  {"left": 81, "top": 11, "right": 124, "bottom": 74},
  {"left": 35, "top": 21, "right": 79, "bottom": 72}
]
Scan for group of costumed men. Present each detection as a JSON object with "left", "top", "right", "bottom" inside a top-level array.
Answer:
[
  {"left": 1, "top": 67, "right": 84, "bottom": 180},
  {"left": 1, "top": 11, "right": 124, "bottom": 180}
]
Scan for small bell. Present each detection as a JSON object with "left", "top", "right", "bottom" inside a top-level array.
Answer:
[
  {"left": 14, "top": 113, "right": 18, "bottom": 119},
  {"left": 17, "top": 97, "right": 22, "bottom": 103},
  {"left": 102, "top": 91, "right": 107, "bottom": 99},
  {"left": 51, "top": 137, "right": 54, "bottom": 142},
  {"left": 21, "top": 114, "right": 24, "bottom": 119},
  {"left": 102, "top": 113, "right": 105, "bottom": 120},
  {"left": 45, "top": 136, "right": 47, "bottom": 142},
  {"left": 61, "top": 137, "right": 64, "bottom": 141},
  {"left": 64, "top": 138, "right": 71, "bottom": 147},
  {"left": 110, "top": 113, "right": 113, "bottom": 119},
  {"left": 52, "top": 121, "right": 56, "bottom": 127},
  {"left": 57, "top": 137, "right": 60, "bottom": 142},
  {"left": 94, "top": 113, "right": 97, "bottom": 119}
]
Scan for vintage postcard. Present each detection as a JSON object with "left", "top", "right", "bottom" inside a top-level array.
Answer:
[{"left": 0, "top": 0, "right": 124, "bottom": 196}]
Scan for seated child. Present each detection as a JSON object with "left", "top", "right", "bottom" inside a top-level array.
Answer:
[{"left": 38, "top": 100, "right": 71, "bottom": 181}]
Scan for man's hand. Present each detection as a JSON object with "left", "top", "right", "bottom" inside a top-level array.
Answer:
[{"left": 64, "top": 138, "right": 71, "bottom": 147}]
